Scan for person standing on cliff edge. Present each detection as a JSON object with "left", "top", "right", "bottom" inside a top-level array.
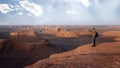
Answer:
[{"left": 92, "top": 28, "right": 99, "bottom": 47}]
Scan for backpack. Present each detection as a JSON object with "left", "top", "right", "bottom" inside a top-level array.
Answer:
[{"left": 95, "top": 32, "right": 99, "bottom": 37}]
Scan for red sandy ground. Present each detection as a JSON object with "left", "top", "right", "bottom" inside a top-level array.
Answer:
[{"left": 25, "top": 37, "right": 120, "bottom": 68}]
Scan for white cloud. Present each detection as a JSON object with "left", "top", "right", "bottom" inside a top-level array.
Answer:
[
  {"left": 64, "top": 0, "right": 91, "bottom": 7},
  {"left": 14, "top": 5, "right": 22, "bottom": 11},
  {"left": 65, "top": 10, "right": 80, "bottom": 15},
  {"left": 19, "top": 0, "right": 43, "bottom": 16},
  {"left": 9, "top": 4, "right": 14, "bottom": 8},
  {"left": 28, "top": 13, "right": 32, "bottom": 16},
  {"left": 0, "top": 4, "right": 11, "bottom": 14},
  {"left": 64, "top": 0, "right": 91, "bottom": 15},
  {"left": 80, "top": 0, "right": 91, "bottom": 7},
  {"left": 17, "top": 12, "right": 23, "bottom": 15},
  {"left": 94, "top": 0, "right": 99, "bottom": 2}
]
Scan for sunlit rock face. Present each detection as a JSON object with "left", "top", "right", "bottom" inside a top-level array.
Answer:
[
  {"left": 10, "top": 30, "right": 36, "bottom": 38},
  {"left": 102, "top": 31, "right": 120, "bottom": 37}
]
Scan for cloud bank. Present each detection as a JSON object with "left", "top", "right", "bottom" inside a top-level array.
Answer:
[
  {"left": 0, "top": 0, "right": 43, "bottom": 16},
  {"left": 0, "top": 4, "right": 11, "bottom": 14},
  {"left": 64, "top": 0, "right": 91, "bottom": 7},
  {"left": 19, "top": 0, "right": 43, "bottom": 16},
  {"left": 0, "top": 0, "right": 120, "bottom": 25}
]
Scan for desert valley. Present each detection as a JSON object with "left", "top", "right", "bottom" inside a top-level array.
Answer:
[{"left": 0, "top": 25, "right": 120, "bottom": 68}]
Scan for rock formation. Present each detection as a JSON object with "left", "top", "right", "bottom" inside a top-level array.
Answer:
[
  {"left": 75, "top": 28, "right": 89, "bottom": 35},
  {"left": 41, "top": 27, "right": 60, "bottom": 34},
  {"left": 10, "top": 30, "right": 36, "bottom": 38},
  {"left": 56, "top": 31, "right": 78, "bottom": 38}
]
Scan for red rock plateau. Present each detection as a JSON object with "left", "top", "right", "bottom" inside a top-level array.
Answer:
[{"left": 102, "top": 31, "right": 120, "bottom": 36}]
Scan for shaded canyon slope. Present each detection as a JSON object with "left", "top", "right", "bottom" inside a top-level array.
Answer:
[{"left": 0, "top": 38, "right": 62, "bottom": 68}]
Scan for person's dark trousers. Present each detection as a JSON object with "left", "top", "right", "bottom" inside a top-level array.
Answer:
[{"left": 92, "top": 37, "right": 96, "bottom": 47}]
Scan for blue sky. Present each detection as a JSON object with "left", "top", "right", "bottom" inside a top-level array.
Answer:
[{"left": 0, "top": 0, "right": 120, "bottom": 25}]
